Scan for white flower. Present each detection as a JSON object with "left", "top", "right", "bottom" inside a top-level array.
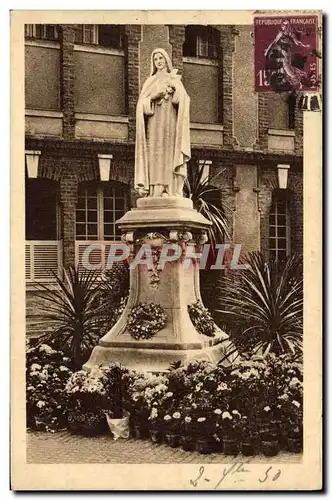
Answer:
[
  {"left": 36, "top": 400, "right": 46, "bottom": 408},
  {"left": 59, "top": 366, "right": 69, "bottom": 372},
  {"left": 292, "top": 400, "right": 301, "bottom": 408},
  {"left": 217, "top": 382, "right": 228, "bottom": 391},
  {"left": 173, "top": 412, "right": 181, "bottom": 419},
  {"left": 39, "top": 344, "right": 57, "bottom": 355},
  {"left": 197, "top": 417, "right": 206, "bottom": 422},
  {"left": 30, "top": 363, "right": 42, "bottom": 372},
  {"left": 164, "top": 415, "right": 172, "bottom": 421},
  {"left": 185, "top": 416, "right": 192, "bottom": 423},
  {"left": 279, "top": 393, "right": 289, "bottom": 401},
  {"left": 165, "top": 392, "right": 173, "bottom": 398},
  {"left": 289, "top": 377, "right": 301, "bottom": 389},
  {"left": 214, "top": 409, "right": 222, "bottom": 415},
  {"left": 222, "top": 411, "right": 232, "bottom": 420},
  {"left": 263, "top": 406, "right": 271, "bottom": 412},
  {"left": 232, "top": 410, "right": 241, "bottom": 417},
  {"left": 149, "top": 408, "right": 158, "bottom": 420}
]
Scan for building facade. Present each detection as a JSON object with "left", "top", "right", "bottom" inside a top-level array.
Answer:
[{"left": 25, "top": 24, "right": 303, "bottom": 330}]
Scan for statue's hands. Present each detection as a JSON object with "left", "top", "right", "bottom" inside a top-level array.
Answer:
[{"left": 150, "top": 85, "right": 169, "bottom": 101}]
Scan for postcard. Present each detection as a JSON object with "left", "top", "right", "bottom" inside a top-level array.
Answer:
[{"left": 11, "top": 9, "right": 322, "bottom": 491}]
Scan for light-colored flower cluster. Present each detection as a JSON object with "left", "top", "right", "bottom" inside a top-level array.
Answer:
[{"left": 65, "top": 368, "right": 108, "bottom": 396}]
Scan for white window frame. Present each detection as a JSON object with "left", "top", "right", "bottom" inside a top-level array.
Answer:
[
  {"left": 75, "top": 184, "right": 127, "bottom": 242},
  {"left": 25, "top": 24, "right": 59, "bottom": 40},
  {"left": 269, "top": 198, "right": 291, "bottom": 262}
]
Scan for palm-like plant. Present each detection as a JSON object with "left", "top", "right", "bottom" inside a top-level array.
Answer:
[
  {"left": 184, "top": 161, "right": 230, "bottom": 247},
  {"left": 216, "top": 252, "right": 303, "bottom": 356},
  {"left": 34, "top": 266, "right": 108, "bottom": 370}
]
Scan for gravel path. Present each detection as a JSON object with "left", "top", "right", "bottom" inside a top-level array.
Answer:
[{"left": 27, "top": 431, "right": 302, "bottom": 464}]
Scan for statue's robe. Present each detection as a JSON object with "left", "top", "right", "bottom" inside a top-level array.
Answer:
[{"left": 135, "top": 70, "right": 190, "bottom": 194}]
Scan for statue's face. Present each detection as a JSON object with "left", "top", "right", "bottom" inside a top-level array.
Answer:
[{"left": 153, "top": 52, "right": 167, "bottom": 71}]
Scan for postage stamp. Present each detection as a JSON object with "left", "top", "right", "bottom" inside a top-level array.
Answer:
[{"left": 254, "top": 15, "right": 320, "bottom": 92}]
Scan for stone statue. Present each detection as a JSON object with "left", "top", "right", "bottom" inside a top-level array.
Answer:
[{"left": 135, "top": 48, "right": 191, "bottom": 198}]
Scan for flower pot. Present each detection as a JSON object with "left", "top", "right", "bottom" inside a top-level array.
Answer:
[
  {"left": 261, "top": 440, "right": 280, "bottom": 457},
  {"left": 105, "top": 411, "right": 130, "bottom": 441},
  {"left": 165, "top": 432, "right": 180, "bottom": 448},
  {"left": 287, "top": 437, "right": 302, "bottom": 453},
  {"left": 134, "top": 423, "right": 149, "bottom": 439},
  {"left": 212, "top": 435, "right": 223, "bottom": 453},
  {"left": 34, "top": 417, "right": 45, "bottom": 431},
  {"left": 149, "top": 428, "right": 162, "bottom": 443},
  {"left": 181, "top": 435, "right": 195, "bottom": 452},
  {"left": 241, "top": 441, "right": 256, "bottom": 456},
  {"left": 196, "top": 438, "right": 212, "bottom": 455},
  {"left": 223, "top": 437, "right": 240, "bottom": 456}
]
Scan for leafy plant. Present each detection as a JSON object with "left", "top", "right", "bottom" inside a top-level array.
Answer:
[
  {"left": 184, "top": 161, "right": 230, "bottom": 248},
  {"left": 216, "top": 252, "right": 303, "bottom": 356},
  {"left": 34, "top": 266, "right": 109, "bottom": 370}
]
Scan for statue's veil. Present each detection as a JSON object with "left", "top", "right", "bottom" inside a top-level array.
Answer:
[{"left": 150, "top": 48, "right": 173, "bottom": 75}]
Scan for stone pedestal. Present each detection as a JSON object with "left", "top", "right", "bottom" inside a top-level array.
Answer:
[{"left": 84, "top": 196, "right": 233, "bottom": 372}]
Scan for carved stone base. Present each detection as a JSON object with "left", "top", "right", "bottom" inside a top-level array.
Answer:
[
  {"left": 84, "top": 197, "right": 235, "bottom": 373},
  {"left": 84, "top": 335, "right": 233, "bottom": 373}
]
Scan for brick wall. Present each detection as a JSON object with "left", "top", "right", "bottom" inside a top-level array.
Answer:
[
  {"left": 125, "top": 25, "right": 142, "bottom": 142},
  {"left": 217, "top": 26, "right": 236, "bottom": 148},
  {"left": 168, "top": 25, "right": 185, "bottom": 73},
  {"left": 255, "top": 93, "right": 269, "bottom": 151},
  {"left": 60, "top": 26, "right": 75, "bottom": 139}
]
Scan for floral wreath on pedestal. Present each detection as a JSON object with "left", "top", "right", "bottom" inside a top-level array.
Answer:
[
  {"left": 188, "top": 301, "right": 216, "bottom": 338},
  {"left": 128, "top": 302, "right": 167, "bottom": 340}
]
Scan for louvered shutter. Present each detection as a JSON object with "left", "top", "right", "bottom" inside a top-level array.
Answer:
[{"left": 33, "top": 243, "right": 60, "bottom": 281}]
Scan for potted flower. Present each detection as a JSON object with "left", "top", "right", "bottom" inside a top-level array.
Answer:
[
  {"left": 211, "top": 408, "right": 223, "bottom": 453},
  {"left": 148, "top": 406, "right": 164, "bottom": 443},
  {"left": 258, "top": 406, "right": 280, "bottom": 456},
  {"left": 240, "top": 416, "right": 259, "bottom": 456},
  {"left": 221, "top": 410, "right": 241, "bottom": 455},
  {"left": 65, "top": 368, "right": 108, "bottom": 436},
  {"left": 195, "top": 415, "right": 213, "bottom": 454},
  {"left": 164, "top": 411, "right": 182, "bottom": 448},
  {"left": 180, "top": 413, "right": 196, "bottom": 452},
  {"left": 282, "top": 400, "right": 303, "bottom": 453},
  {"left": 102, "top": 364, "right": 132, "bottom": 440}
]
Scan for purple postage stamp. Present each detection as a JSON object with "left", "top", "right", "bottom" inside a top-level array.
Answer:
[{"left": 254, "top": 15, "right": 320, "bottom": 92}]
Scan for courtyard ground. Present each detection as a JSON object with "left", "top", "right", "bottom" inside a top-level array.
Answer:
[{"left": 27, "top": 431, "right": 302, "bottom": 464}]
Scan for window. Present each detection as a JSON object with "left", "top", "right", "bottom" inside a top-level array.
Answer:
[
  {"left": 74, "top": 25, "right": 124, "bottom": 49},
  {"left": 269, "top": 192, "right": 291, "bottom": 262},
  {"left": 75, "top": 183, "right": 128, "bottom": 241},
  {"left": 25, "top": 179, "right": 60, "bottom": 240},
  {"left": 25, "top": 24, "right": 59, "bottom": 41},
  {"left": 182, "top": 25, "right": 221, "bottom": 124},
  {"left": 268, "top": 93, "right": 296, "bottom": 130},
  {"left": 183, "top": 26, "right": 220, "bottom": 59}
]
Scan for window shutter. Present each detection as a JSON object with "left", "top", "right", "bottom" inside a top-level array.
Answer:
[
  {"left": 33, "top": 243, "right": 60, "bottom": 281},
  {"left": 25, "top": 244, "right": 31, "bottom": 281}
]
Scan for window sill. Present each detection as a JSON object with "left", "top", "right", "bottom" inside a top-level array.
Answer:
[
  {"left": 74, "top": 44, "right": 124, "bottom": 56},
  {"left": 190, "top": 123, "right": 223, "bottom": 131},
  {"left": 183, "top": 56, "right": 218, "bottom": 67},
  {"left": 75, "top": 113, "right": 128, "bottom": 123},
  {"left": 25, "top": 39, "right": 60, "bottom": 50},
  {"left": 26, "top": 109, "right": 63, "bottom": 118},
  {"left": 268, "top": 129, "right": 296, "bottom": 137}
]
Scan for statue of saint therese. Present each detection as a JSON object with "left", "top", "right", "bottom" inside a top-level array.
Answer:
[{"left": 135, "top": 48, "right": 191, "bottom": 198}]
